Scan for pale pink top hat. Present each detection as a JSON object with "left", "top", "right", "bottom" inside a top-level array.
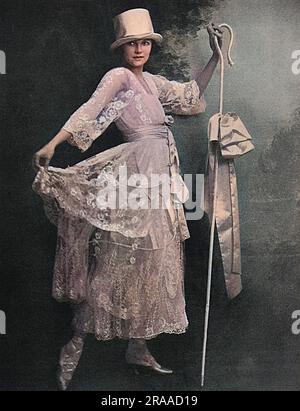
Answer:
[{"left": 110, "top": 8, "right": 163, "bottom": 51}]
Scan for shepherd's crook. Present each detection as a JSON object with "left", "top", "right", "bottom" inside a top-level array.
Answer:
[{"left": 201, "top": 23, "right": 235, "bottom": 388}]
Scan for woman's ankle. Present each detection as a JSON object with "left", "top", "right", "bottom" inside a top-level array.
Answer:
[
  {"left": 125, "top": 338, "right": 160, "bottom": 367},
  {"left": 128, "top": 338, "right": 146, "bottom": 347}
]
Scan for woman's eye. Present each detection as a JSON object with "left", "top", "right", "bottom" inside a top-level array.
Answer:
[{"left": 143, "top": 40, "right": 151, "bottom": 46}]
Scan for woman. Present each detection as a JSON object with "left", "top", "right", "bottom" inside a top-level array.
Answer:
[{"left": 32, "top": 8, "right": 223, "bottom": 390}]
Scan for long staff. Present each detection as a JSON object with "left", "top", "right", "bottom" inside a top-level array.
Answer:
[{"left": 201, "top": 24, "right": 235, "bottom": 388}]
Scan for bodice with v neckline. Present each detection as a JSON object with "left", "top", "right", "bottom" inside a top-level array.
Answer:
[
  {"left": 123, "top": 67, "right": 156, "bottom": 97},
  {"left": 136, "top": 73, "right": 154, "bottom": 96}
]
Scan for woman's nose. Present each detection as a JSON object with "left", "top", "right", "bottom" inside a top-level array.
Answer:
[{"left": 135, "top": 43, "right": 142, "bottom": 53}]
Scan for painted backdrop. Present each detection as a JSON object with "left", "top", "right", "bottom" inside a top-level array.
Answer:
[{"left": 0, "top": 0, "right": 299, "bottom": 390}]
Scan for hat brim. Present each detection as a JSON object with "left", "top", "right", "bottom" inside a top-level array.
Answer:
[{"left": 110, "top": 33, "right": 163, "bottom": 51}]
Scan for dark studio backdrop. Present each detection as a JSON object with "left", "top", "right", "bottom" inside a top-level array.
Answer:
[{"left": 0, "top": 0, "right": 300, "bottom": 391}]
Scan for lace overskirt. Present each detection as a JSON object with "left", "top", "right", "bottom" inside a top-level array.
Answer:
[
  {"left": 33, "top": 146, "right": 190, "bottom": 340},
  {"left": 71, "top": 222, "right": 189, "bottom": 340}
]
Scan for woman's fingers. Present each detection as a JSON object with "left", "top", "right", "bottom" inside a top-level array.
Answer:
[
  {"left": 39, "top": 156, "right": 49, "bottom": 168},
  {"left": 211, "top": 29, "right": 223, "bottom": 38},
  {"left": 32, "top": 144, "right": 55, "bottom": 171},
  {"left": 211, "top": 23, "right": 223, "bottom": 32},
  {"left": 214, "top": 32, "right": 222, "bottom": 38},
  {"left": 33, "top": 152, "right": 49, "bottom": 170},
  {"left": 207, "top": 23, "right": 223, "bottom": 52},
  {"left": 207, "top": 23, "right": 223, "bottom": 37},
  {"left": 214, "top": 28, "right": 224, "bottom": 35}
]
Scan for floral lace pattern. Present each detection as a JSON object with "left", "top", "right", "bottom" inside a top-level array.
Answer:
[
  {"left": 71, "top": 224, "right": 189, "bottom": 341},
  {"left": 32, "top": 66, "right": 206, "bottom": 340},
  {"left": 32, "top": 142, "right": 181, "bottom": 242},
  {"left": 147, "top": 73, "right": 206, "bottom": 115},
  {"left": 62, "top": 68, "right": 135, "bottom": 152},
  {"left": 133, "top": 93, "right": 153, "bottom": 124}
]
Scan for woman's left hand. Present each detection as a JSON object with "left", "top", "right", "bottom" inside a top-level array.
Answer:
[{"left": 207, "top": 23, "right": 224, "bottom": 54}]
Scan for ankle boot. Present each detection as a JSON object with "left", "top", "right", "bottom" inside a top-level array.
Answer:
[{"left": 125, "top": 339, "right": 173, "bottom": 375}]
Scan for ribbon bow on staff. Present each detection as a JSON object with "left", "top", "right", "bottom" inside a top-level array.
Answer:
[{"left": 201, "top": 23, "right": 255, "bottom": 387}]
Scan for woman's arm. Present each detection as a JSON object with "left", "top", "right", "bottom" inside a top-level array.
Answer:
[
  {"left": 194, "top": 23, "right": 223, "bottom": 95},
  {"left": 49, "top": 128, "right": 73, "bottom": 148},
  {"left": 32, "top": 67, "right": 131, "bottom": 171},
  {"left": 194, "top": 52, "right": 219, "bottom": 95},
  {"left": 33, "top": 128, "right": 72, "bottom": 170}
]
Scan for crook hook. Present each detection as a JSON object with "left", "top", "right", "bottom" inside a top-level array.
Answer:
[
  {"left": 211, "top": 23, "right": 235, "bottom": 115},
  {"left": 213, "top": 23, "right": 235, "bottom": 66}
]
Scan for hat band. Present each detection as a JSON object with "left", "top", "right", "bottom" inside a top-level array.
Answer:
[{"left": 117, "top": 31, "right": 157, "bottom": 40}]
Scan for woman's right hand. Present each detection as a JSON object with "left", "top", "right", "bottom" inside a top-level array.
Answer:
[
  {"left": 32, "top": 143, "right": 55, "bottom": 171},
  {"left": 207, "top": 23, "right": 224, "bottom": 54}
]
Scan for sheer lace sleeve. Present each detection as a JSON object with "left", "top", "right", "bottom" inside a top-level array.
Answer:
[
  {"left": 150, "top": 73, "right": 206, "bottom": 115},
  {"left": 62, "top": 67, "right": 135, "bottom": 152}
]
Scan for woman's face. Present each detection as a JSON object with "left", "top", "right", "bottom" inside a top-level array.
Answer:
[{"left": 122, "top": 39, "right": 152, "bottom": 68}]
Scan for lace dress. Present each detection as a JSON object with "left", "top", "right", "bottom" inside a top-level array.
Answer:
[{"left": 32, "top": 67, "right": 206, "bottom": 341}]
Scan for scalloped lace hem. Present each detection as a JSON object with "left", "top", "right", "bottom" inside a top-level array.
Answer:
[{"left": 72, "top": 325, "right": 189, "bottom": 341}]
